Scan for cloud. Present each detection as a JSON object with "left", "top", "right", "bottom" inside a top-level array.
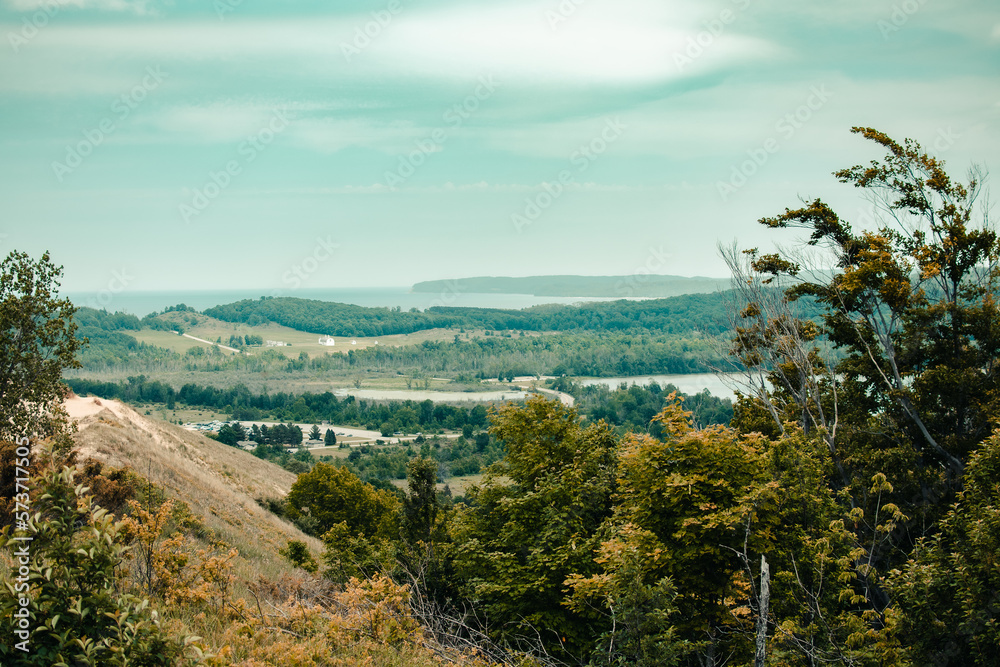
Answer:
[
  {"left": 142, "top": 103, "right": 294, "bottom": 143},
  {"left": 3, "top": 0, "right": 157, "bottom": 15},
  {"left": 362, "top": 2, "right": 779, "bottom": 85},
  {"left": 0, "top": 1, "right": 780, "bottom": 88}
]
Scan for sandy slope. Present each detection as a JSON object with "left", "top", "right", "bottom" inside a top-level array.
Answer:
[{"left": 65, "top": 395, "right": 321, "bottom": 557}]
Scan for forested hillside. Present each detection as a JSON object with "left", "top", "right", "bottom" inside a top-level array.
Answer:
[{"left": 202, "top": 290, "right": 773, "bottom": 336}]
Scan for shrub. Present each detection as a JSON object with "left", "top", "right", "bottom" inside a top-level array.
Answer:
[{"left": 0, "top": 466, "right": 199, "bottom": 666}]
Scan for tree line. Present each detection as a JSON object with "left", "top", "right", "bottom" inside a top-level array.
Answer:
[
  {"left": 202, "top": 290, "right": 808, "bottom": 337},
  {"left": 65, "top": 376, "right": 494, "bottom": 434}
]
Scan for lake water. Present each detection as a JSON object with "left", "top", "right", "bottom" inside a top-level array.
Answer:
[
  {"left": 333, "top": 388, "right": 531, "bottom": 403},
  {"left": 579, "top": 373, "right": 741, "bottom": 400},
  {"left": 65, "top": 287, "right": 619, "bottom": 317},
  {"left": 335, "top": 375, "right": 740, "bottom": 403}
]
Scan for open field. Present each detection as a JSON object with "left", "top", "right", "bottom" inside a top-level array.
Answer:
[
  {"left": 133, "top": 404, "right": 230, "bottom": 424},
  {"left": 134, "top": 313, "right": 546, "bottom": 359}
]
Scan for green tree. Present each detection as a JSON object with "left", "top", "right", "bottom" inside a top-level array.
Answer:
[
  {"left": 607, "top": 397, "right": 765, "bottom": 663},
  {"left": 723, "top": 127, "right": 999, "bottom": 664},
  {"left": 309, "top": 424, "right": 322, "bottom": 441},
  {"left": 216, "top": 423, "right": 240, "bottom": 446},
  {"left": 0, "top": 251, "right": 82, "bottom": 442},
  {"left": 733, "top": 127, "right": 998, "bottom": 494},
  {"left": 889, "top": 429, "right": 1000, "bottom": 666},
  {"left": 0, "top": 467, "right": 195, "bottom": 666},
  {"left": 566, "top": 525, "right": 686, "bottom": 667},
  {"left": 285, "top": 462, "right": 399, "bottom": 539},
  {"left": 401, "top": 457, "right": 438, "bottom": 546},
  {"left": 450, "top": 396, "right": 618, "bottom": 657},
  {"left": 278, "top": 539, "right": 318, "bottom": 574},
  {"left": 324, "top": 428, "right": 337, "bottom": 447}
]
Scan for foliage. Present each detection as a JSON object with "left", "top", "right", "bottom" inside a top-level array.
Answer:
[
  {"left": 573, "top": 380, "right": 733, "bottom": 431},
  {"left": 401, "top": 457, "right": 439, "bottom": 546},
  {"left": 565, "top": 525, "right": 686, "bottom": 667},
  {"left": 735, "top": 127, "right": 999, "bottom": 494},
  {"left": 0, "top": 251, "right": 81, "bottom": 442},
  {"left": 285, "top": 462, "right": 399, "bottom": 539},
  {"left": 0, "top": 466, "right": 196, "bottom": 666},
  {"left": 321, "top": 522, "right": 397, "bottom": 584},
  {"left": 202, "top": 291, "right": 757, "bottom": 337},
  {"left": 279, "top": 540, "right": 319, "bottom": 574},
  {"left": 450, "top": 395, "right": 618, "bottom": 657},
  {"left": 723, "top": 127, "right": 1000, "bottom": 665},
  {"left": 889, "top": 429, "right": 1000, "bottom": 666},
  {"left": 607, "top": 398, "right": 765, "bottom": 660}
]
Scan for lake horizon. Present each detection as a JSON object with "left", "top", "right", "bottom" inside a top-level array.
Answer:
[{"left": 64, "top": 287, "right": 625, "bottom": 318}]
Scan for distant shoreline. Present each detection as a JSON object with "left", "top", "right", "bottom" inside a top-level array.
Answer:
[
  {"left": 64, "top": 287, "right": 619, "bottom": 318},
  {"left": 412, "top": 274, "right": 731, "bottom": 298}
]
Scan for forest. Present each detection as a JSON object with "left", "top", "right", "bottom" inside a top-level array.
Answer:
[{"left": 200, "top": 289, "right": 774, "bottom": 337}]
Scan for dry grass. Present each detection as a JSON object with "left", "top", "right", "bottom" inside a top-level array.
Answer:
[{"left": 68, "top": 397, "right": 322, "bottom": 582}]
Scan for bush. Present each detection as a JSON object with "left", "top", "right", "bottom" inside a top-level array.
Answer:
[
  {"left": 0, "top": 466, "right": 198, "bottom": 666},
  {"left": 279, "top": 540, "right": 318, "bottom": 573}
]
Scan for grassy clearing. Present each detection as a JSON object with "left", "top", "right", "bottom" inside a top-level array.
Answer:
[{"left": 134, "top": 312, "right": 527, "bottom": 360}]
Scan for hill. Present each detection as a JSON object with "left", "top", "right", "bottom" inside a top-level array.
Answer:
[
  {"left": 66, "top": 395, "right": 319, "bottom": 563},
  {"left": 201, "top": 291, "right": 742, "bottom": 337},
  {"left": 412, "top": 274, "right": 731, "bottom": 297},
  {"left": 58, "top": 395, "right": 496, "bottom": 665}
]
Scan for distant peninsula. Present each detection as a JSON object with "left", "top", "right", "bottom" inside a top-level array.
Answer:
[{"left": 411, "top": 274, "right": 731, "bottom": 298}]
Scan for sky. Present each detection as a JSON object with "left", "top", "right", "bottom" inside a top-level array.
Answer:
[{"left": 1, "top": 0, "right": 998, "bottom": 296}]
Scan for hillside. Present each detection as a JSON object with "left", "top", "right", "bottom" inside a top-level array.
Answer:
[
  {"left": 201, "top": 291, "right": 743, "bottom": 337},
  {"left": 412, "top": 274, "right": 731, "bottom": 297},
  {"left": 66, "top": 395, "right": 320, "bottom": 563},
  {"left": 55, "top": 396, "right": 509, "bottom": 665}
]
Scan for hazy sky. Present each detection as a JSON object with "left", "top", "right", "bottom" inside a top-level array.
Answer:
[{"left": 1, "top": 0, "right": 997, "bottom": 295}]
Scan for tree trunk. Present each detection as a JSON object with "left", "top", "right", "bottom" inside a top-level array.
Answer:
[{"left": 755, "top": 555, "right": 770, "bottom": 667}]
